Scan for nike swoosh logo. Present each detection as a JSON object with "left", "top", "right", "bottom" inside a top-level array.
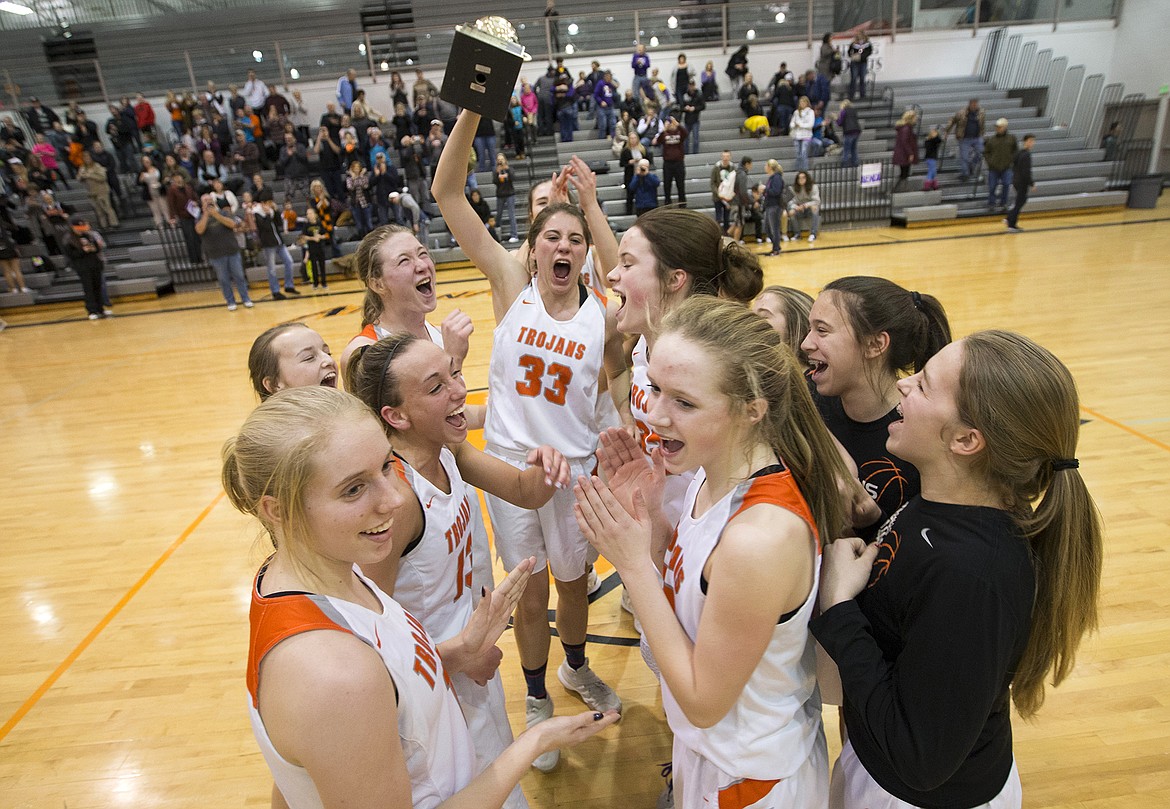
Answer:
[
  {"left": 425, "top": 495, "right": 436, "bottom": 509},
  {"left": 921, "top": 528, "right": 934, "bottom": 548}
]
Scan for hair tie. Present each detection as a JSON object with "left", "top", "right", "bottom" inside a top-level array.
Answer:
[
  {"left": 1051, "top": 458, "right": 1079, "bottom": 471},
  {"left": 911, "top": 290, "right": 923, "bottom": 310}
]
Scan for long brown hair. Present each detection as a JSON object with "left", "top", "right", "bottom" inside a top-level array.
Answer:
[
  {"left": 661, "top": 296, "right": 848, "bottom": 540},
  {"left": 958, "top": 330, "right": 1103, "bottom": 718},
  {"left": 354, "top": 224, "right": 418, "bottom": 328},
  {"left": 344, "top": 333, "right": 421, "bottom": 428},
  {"left": 247, "top": 322, "right": 312, "bottom": 400}
]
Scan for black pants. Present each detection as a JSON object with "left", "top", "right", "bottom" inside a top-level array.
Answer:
[
  {"left": 77, "top": 263, "right": 104, "bottom": 316},
  {"left": 663, "top": 160, "right": 686, "bottom": 206},
  {"left": 179, "top": 218, "right": 202, "bottom": 264},
  {"left": 1006, "top": 185, "right": 1029, "bottom": 228}
]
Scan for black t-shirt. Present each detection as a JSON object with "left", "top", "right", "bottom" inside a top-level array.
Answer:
[
  {"left": 813, "top": 390, "right": 920, "bottom": 532},
  {"left": 811, "top": 498, "right": 1035, "bottom": 808}
]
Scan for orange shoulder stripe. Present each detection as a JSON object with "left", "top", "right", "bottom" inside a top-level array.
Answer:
[{"left": 247, "top": 591, "right": 352, "bottom": 708}]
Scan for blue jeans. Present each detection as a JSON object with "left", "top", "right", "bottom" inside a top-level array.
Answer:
[
  {"left": 496, "top": 194, "right": 517, "bottom": 240},
  {"left": 596, "top": 106, "right": 616, "bottom": 139},
  {"left": 794, "top": 138, "right": 811, "bottom": 170},
  {"left": 791, "top": 208, "right": 819, "bottom": 237},
  {"left": 473, "top": 135, "right": 497, "bottom": 171},
  {"left": 849, "top": 62, "right": 868, "bottom": 100},
  {"left": 263, "top": 245, "right": 296, "bottom": 294},
  {"left": 351, "top": 204, "right": 373, "bottom": 236},
  {"left": 772, "top": 105, "right": 793, "bottom": 135},
  {"left": 841, "top": 133, "right": 860, "bottom": 167},
  {"left": 208, "top": 252, "right": 251, "bottom": 306},
  {"left": 959, "top": 137, "right": 983, "bottom": 179},
  {"left": 557, "top": 106, "right": 575, "bottom": 142},
  {"left": 926, "top": 158, "right": 939, "bottom": 181},
  {"left": 686, "top": 121, "right": 700, "bottom": 154},
  {"left": 987, "top": 168, "right": 1012, "bottom": 207}
]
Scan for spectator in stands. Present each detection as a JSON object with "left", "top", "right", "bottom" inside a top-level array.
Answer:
[
  {"left": 73, "top": 112, "right": 99, "bottom": 152},
  {"left": 345, "top": 160, "right": 374, "bottom": 238},
  {"left": 520, "top": 79, "right": 539, "bottom": 146},
  {"left": 77, "top": 153, "right": 119, "bottom": 231},
  {"left": 467, "top": 187, "right": 491, "bottom": 229},
  {"left": 196, "top": 191, "right": 252, "bottom": 310},
  {"left": 370, "top": 151, "right": 400, "bottom": 226},
  {"left": 575, "top": 71, "right": 592, "bottom": 115},
  {"left": 725, "top": 45, "right": 749, "bottom": 92},
  {"left": 619, "top": 131, "right": 649, "bottom": 216},
  {"left": 612, "top": 110, "right": 634, "bottom": 158},
  {"left": 636, "top": 103, "right": 661, "bottom": 148},
  {"left": 23, "top": 97, "right": 60, "bottom": 135},
  {"left": 386, "top": 190, "right": 425, "bottom": 242},
  {"left": 1, "top": 208, "right": 30, "bottom": 294},
  {"left": 923, "top": 124, "right": 942, "bottom": 190},
  {"left": 288, "top": 90, "right": 311, "bottom": 143},
  {"left": 175, "top": 144, "right": 197, "bottom": 178},
  {"left": 299, "top": 206, "right": 330, "bottom": 287},
  {"left": 653, "top": 115, "right": 688, "bottom": 207},
  {"left": 31, "top": 134, "right": 66, "bottom": 190},
  {"left": 412, "top": 70, "right": 437, "bottom": 108},
  {"left": 194, "top": 125, "right": 222, "bottom": 164},
  {"left": 398, "top": 132, "right": 427, "bottom": 206},
  {"left": 262, "top": 85, "right": 291, "bottom": 120},
  {"left": 791, "top": 96, "right": 815, "bottom": 171},
  {"left": 474, "top": 115, "right": 498, "bottom": 172},
  {"left": 424, "top": 119, "right": 447, "bottom": 173},
  {"left": 230, "top": 128, "right": 261, "bottom": 180},
  {"left": 629, "top": 158, "right": 660, "bottom": 216},
  {"left": 493, "top": 153, "right": 518, "bottom": 243},
  {"left": 893, "top": 109, "right": 919, "bottom": 190},
  {"left": 594, "top": 70, "right": 619, "bottom": 141},
  {"left": 645, "top": 68, "right": 671, "bottom": 111},
  {"left": 412, "top": 95, "right": 436, "bottom": 139},
  {"left": 367, "top": 126, "right": 392, "bottom": 167},
  {"left": 250, "top": 172, "right": 272, "bottom": 203},
  {"left": 133, "top": 93, "right": 157, "bottom": 142},
  {"left": 671, "top": 54, "right": 694, "bottom": 107},
  {"left": 807, "top": 69, "right": 832, "bottom": 111},
  {"left": 946, "top": 98, "right": 985, "bottom": 182},
  {"left": 620, "top": 88, "right": 643, "bottom": 121},
  {"left": 838, "top": 99, "right": 863, "bottom": 168},
  {"left": 728, "top": 156, "right": 754, "bottom": 243},
  {"left": 208, "top": 176, "right": 240, "bottom": 213},
  {"left": 1101, "top": 121, "right": 1121, "bottom": 161},
  {"left": 318, "top": 103, "right": 342, "bottom": 141},
  {"left": 768, "top": 79, "right": 796, "bottom": 136},
  {"left": 243, "top": 69, "right": 269, "bottom": 110},
  {"left": 166, "top": 173, "right": 202, "bottom": 262},
  {"left": 210, "top": 111, "right": 233, "bottom": 149},
  {"left": 506, "top": 96, "right": 526, "bottom": 158},
  {"left": 787, "top": 170, "right": 819, "bottom": 242},
  {"left": 165, "top": 90, "right": 185, "bottom": 138},
  {"left": 983, "top": 117, "right": 1018, "bottom": 211},
  {"left": 761, "top": 159, "right": 786, "bottom": 256},
  {"left": 88, "top": 141, "right": 124, "bottom": 215},
  {"left": 349, "top": 106, "right": 374, "bottom": 150},
  {"left": 847, "top": 32, "right": 873, "bottom": 100},
  {"left": 137, "top": 155, "right": 167, "bottom": 229},
  {"left": 195, "top": 149, "right": 227, "bottom": 193},
  {"left": 700, "top": 60, "right": 719, "bottom": 101},
  {"left": 632, "top": 43, "right": 651, "bottom": 102},
  {"left": 738, "top": 72, "right": 761, "bottom": 114},
  {"left": 552, "top": 73, "right": 576, "bottom": 143},
  {"left": 46, "top": 122, "right": 73, "bottom": 181},
  {"left": 389, "top": 72, "right": 409, "bottom": 110},
  {"left": 278, "top": 132, "right": 311, "bottom": 203},
  {"left": 63, "top": 216, "right": 111, "bottom": 319},
  {"left": 680, "top": 78, "right": 705, "bottom": 154},
  {"left": 1, "top": 115, "right": 26, "bottom": 146},
  {"left": 817, "top": 33, "right": 836, "bottom": 78},
  {"left": 1005, "top": 133, "right": 1036, "bottom": 233},
  {"left": 710, "top": 149, "right": 735, "bottom": 232},
  {"left": 334, "top": 68, "right": 358, "bottom": 113},
  {"left": 105, "top": 104, "right": 137, "bottom": 174},
  {"left": 227, "top": 85, "right": 246, "bottom": 118},
  {"left": 742, "top": 96, "right": 770, "bottom": 138}
]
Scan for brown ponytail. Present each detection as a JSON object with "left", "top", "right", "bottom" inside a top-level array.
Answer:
[
  {"left": 353, "top": 224, "right": 416, "bottom": 328},
  {"left": 957, "top": 330, "right": 1103, "bottom": 718},
  {"left": 345, "top": 333, "right": 421, "bottom": 429}
]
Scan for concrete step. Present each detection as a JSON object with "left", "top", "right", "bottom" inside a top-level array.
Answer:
[{"left": 110, "top": 260, "right": 168, "bottom": 280}]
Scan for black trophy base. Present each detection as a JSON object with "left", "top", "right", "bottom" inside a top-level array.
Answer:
[{"left": 440, "top": 27, "right": 525, "bottom": 123}]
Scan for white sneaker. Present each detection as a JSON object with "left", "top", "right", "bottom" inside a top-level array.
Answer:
[
  {"left": 508, "top": 236, "right": 519, "bottom": 243},
  {"left": 781, "top": 234, "right": 790, "bottom": 242},
  {"left": 227, "top": 303, "right": 238, "bottom": 311},
  {"left": 586, "top": 567, "right": 601, "bottom": 596},
  {"left": 21, "top": 286, "right": 32, "bottom": 293},
  {"left": 88, "top": 313, "right": 100, "bottom": 320},
  {"left": 525, "top": 695, "right": 559, "bottom": 772},
  {"left": 558, "top": 658, "right": 622, "bottom": 713},
  {"left": 243, "top": 300, "right": 254, "bottom": 308},
  {"left": 102, "top": 308, "right": 113, "bottom": 316},
  {"left": 808, "top": 234, "right": 816, "bottom": 243}
]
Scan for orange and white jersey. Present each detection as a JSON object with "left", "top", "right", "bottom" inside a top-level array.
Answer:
[
  {"left": 485, "top": 280, "right": 606, "bottom": 460},
  {"left": 359, "top": 320, "right": 444, "bottom": 346},
  {"left": 395, "top": 448, "right": 477, "bottom": 644},
  {"left": 579, "top": 249, "right": 607, "bottom": 299},
  {"left": 630, "top": 335, "right": 694, "bottom": 527},
  {"left": 661, "top": 465, "right": 824, "bottom": 782},
  {"left": 246, "top": 564, "right": 476, "bottom": 809}
]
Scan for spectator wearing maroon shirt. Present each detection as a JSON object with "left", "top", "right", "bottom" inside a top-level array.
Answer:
[{"left": 652, "top": 116, "right": 688, "bottom": 207}]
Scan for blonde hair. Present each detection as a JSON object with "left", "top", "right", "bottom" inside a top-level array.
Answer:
[
  {"left": 765, "top": 158, "right": 783, "bottom": 174},
  {"left": 897, "top": 110, "right": 917, "bottom": 127},
  {"left": 222, "top": 387, "right": 377, "bottom": 563},
  {"left": 661, "top": 296, "right": 848, "bottom": 539},
  {"left": 957, "top": 330, "right": 1103, "bottom": 718},
  {"left": 354, "top": 224, "right": 420, "bottom": 328}
]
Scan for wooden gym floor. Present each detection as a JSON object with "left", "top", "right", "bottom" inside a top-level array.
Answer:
[{"left": 2, "top": 201, "right": 1169, "bottom": 808}]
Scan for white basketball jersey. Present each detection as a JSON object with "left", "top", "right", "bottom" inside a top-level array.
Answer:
[
  {"left": 369, "top": 320, "right": 444, "bottom": 346},
  {"left": 630, "top": 336, "right": 695, "bottom": 527},
  {"left": 660, "top": 466, "right": 824, "bottom": 781},
  {"left": 485, "top": 280, "right": 606, "bottom": 459},
  {"left": 247, "top": 565, "right": 476, "bottom": 809},
  {"left": 395, "top": 448, "right": 476, "bottom": 643},
  {"left": 579, "top": 249, "right": 607, "bottom": 299}
]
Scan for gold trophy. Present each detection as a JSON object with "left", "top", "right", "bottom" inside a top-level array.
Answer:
[{"left": 440, "top": 16, "right": 532, "bottom": 122}]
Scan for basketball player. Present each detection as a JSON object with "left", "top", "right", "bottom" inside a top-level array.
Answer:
[
  {"left": 223, "top": 387, "right": 618, "bottom": 809},
  {"left": 247, "top": 323, "right": 338, "bottom": 400},
  {"left": 801, "top": 277, "right": 951, "bottom": 536},
  {"left": 433, "top": 109, "right": 622, "bottom": 774},
  {"left": 347, "top": 334, "right": 575, "bottom": 809},
  {"left": 813, "top": 331, "right": 1103, "bottom": 809},
  {"left": 575, "top": 297, "right": 851, "bottom": 809},
  {"left": 751, "top": 285, "right": 814, "bottom": 366}
]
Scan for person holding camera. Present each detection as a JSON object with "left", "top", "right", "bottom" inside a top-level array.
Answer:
[
  {"left": 63, "top": 216, "right": 112, "bottom": 320},
  {"left": 628, "top": 158, "right": 660, "bottom": 217},
  {"left": 652, "top": 116, "right": 688, "bottom": 207},
  {"left": 195, "top": 192, "right": 253, "bottom": 311}
]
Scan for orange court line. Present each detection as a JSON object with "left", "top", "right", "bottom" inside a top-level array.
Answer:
[
  {"left": 0, "top": 491, "right": 226, "bottom": 743},
  {"left": 1081, "top": 406, "right": 1170, "bottom": 456}
]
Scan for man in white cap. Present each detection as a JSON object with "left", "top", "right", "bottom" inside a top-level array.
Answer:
[{"left": 983, "top": 117, "right": 1018, "bottom": 211}]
